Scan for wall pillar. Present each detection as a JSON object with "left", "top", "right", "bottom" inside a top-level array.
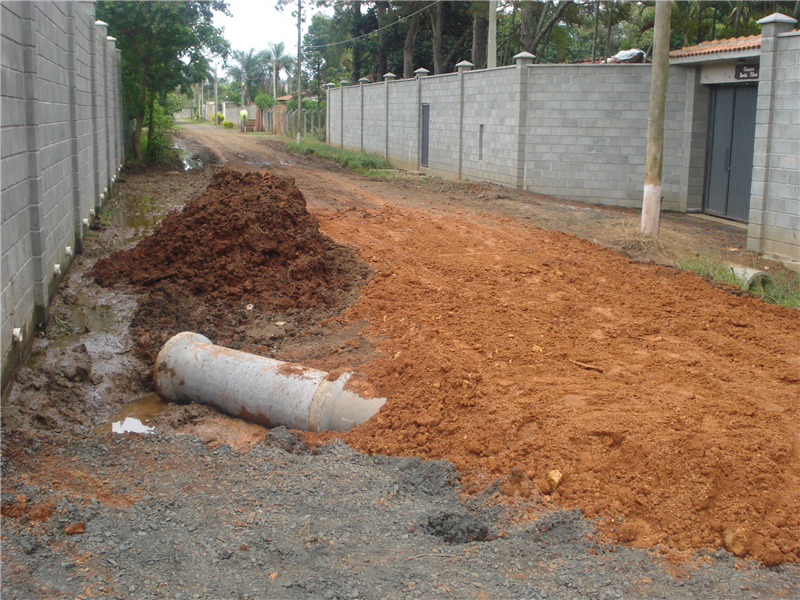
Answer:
[
  {"left": 21, "top": 1, "right": 47, "bottom": 327},
  {"left": 66, "top": 1, "right": 83, "bottom": 255},
  {"left": 747, "top": 12, "right": 798, "bottom": 262},
  {"left": 514, "top": 52, "right": 534, "bottom": 190},
  {"left": 339, "top": 80, "right": 348, "bottom": 148},
  {"left": 456, "top": 61, "right": 473, "bottom": 179},
  {"left": 358, "top": 77, "right": 369, "bottom": 153},
  {"left": 414, "top": 68, "right": 429, "bottom": 170},
  {"left": 324, "top": 82, "right": 335, "bottom": 144},
  {"left": 384, "top": 73, "right": 396, "bottom": 159}
]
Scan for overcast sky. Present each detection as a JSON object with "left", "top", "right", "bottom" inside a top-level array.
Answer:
[{"left": 213, "top": 0, "right": 329, "bottom": 67}]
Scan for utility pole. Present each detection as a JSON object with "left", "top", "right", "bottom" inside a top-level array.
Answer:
[
  {"left": 214, "top": 64, "right": 219, "bottom": 125},
  {"left": 487, "top": 0, "right": 497, "bottom": 68},
  {"left": 296, "top": 0, "right": 302, "bottom": 142},
  {"left": 200, "top": 79, "right": 205, "bottom": 120},
  {"left": 641, "top": 0, "right": 672, "bottom": 237}
]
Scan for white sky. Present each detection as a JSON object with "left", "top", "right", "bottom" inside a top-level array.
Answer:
[{"left": 213, "top": 0, "right": 328, "bottom": 68}]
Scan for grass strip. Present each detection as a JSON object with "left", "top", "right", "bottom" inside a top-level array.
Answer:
[
  {"left": 676, "top": 251, "right": 800, "bottom": 309},
  {"left": 287, "top": 141, "right": 394, "bottom": 175}
]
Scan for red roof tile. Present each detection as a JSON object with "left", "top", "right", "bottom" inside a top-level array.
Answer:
[{"left": 670, "top": 35, "right": 761, "bottom": 58}]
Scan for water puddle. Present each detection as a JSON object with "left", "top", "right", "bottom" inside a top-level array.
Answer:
[
  {"left": 174, "top": 142, "right": 203, "bottom": 170},
  {"left": 93, "top": 393, "right": 169, "bottom": 435},
  {"left": 108, "top": 193, "right": 169, "bottom": 247},
  {"left": 69, "top": 304, "right": 115, "bottom": 333}
]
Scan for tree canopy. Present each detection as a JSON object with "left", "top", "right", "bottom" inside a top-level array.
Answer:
[{"left": 97, "top": 0, "right": 230, "bottom": 161}]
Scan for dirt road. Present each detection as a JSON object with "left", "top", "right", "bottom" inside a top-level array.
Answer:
[{"left": 3, "top": 124, "right": 799, "bottom": 598}]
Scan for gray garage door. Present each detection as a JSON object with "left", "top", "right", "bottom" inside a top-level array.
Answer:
[{"left": 703, "top": 84, "right": 758, "bottom": 222}]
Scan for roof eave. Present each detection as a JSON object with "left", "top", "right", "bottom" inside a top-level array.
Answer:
[{"left": 670, "top": 47, "right": 761, "bottom": 65}]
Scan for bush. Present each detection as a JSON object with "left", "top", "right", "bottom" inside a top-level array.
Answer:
[
  {"left": 223, "top": 120, "right": 234, "bottom": 129},
  {"left": 214, "top": 112, "right": 224, "bottom": 124},
  {"left": 140, "top": 93, "right": 184, "bottom": 162}
]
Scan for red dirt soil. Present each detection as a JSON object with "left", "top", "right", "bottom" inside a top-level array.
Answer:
[
  {"left": 307, "top": 202, "right": 799, "bottom": 566},
  {"left": 95, "top": 168, "right": 799, "bottom": 565}
]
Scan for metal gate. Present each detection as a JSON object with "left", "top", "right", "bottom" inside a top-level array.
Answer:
[
  {"left": 703, "top": 84, "right": 758, "bottom": 222},
  {"left": 420, "top": 103, "right": 430, "bottom": 168}
]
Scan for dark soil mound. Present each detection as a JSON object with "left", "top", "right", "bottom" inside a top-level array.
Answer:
[
  {"left": 93, "top": 169, "right": 350, "bottom": 310},
  {"left": 92, "top": 169, "right": 372, "bottom": 364}
]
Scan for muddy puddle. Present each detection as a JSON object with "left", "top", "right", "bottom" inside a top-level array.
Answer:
[
  {"left": 93, "top": 392, "right": 168, "bottom": 434},
  {"left": 4, "top": 163, "right": 215, "bottom": 435},
  {"left": 174, "top": 141, "right": 204, "bottom": 170}
]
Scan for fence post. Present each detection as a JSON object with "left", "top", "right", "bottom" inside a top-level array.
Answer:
[
  {"left": 414, "top": 68, "right": 429, "bottom": 170},
  {"left": 456, "top": 61, "right": 473, "bottom": 180},
  {"left": 339, "top": 80, "right": 348, "bottom": 148},
  {"left": 384, "top": 72, "right": 395, "bottom": 160},
  {"left": 358, "top": 77, "right": 369, "bottom": 153},
  {"left": 325, "top": 83, "right": 335, "bottom": 144}
]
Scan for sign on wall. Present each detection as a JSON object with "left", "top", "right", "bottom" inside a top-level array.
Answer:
[{"left": 734, "top": 64, "right": 759, "bottom": 80}]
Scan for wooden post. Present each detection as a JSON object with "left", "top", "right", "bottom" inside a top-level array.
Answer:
[{"left": 641, "top": 0, "right": 671, "bottom": 237}]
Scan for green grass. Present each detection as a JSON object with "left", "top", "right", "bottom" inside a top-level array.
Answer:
[
  {"left": 287, "top": 140, "right": 394, "bottom": 175},
  {"left": 676, "top": 251, "right": 800, "bottom": 309},
  {"left": 98, "top": 202, "right": 118, "bottom": 227}
]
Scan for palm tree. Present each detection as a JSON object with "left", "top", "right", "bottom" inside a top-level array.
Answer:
[
  {"left": 265, "top": 41, "right": 295, "bottom": 98},
  {"left": 226, "top": 48, "right": 269, "bottom": 105}
]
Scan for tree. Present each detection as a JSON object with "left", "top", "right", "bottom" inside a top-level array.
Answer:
[
  {"left": 520, "top": 1, "right": 575, "bottom": 56},
  {"left": 266, "top": 41, "right": 295, "bottom": 98},
  {"left": 226, "top": 48, "right": 270, "bottom": 105},
  {"left": 97, "top": 1, "right": 229, "bottom": 162}
]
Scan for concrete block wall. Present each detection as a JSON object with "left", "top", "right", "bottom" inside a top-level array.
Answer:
[
  {"left": 2, "top": 0, "right": 123, "bottom": 393},
  {"left": 461, "top": 67, "right": 520, "bottom": 186},
  {"left": 386, "top": 78, "right": 419, "bottom": 170},
  {"left": 420, "top": 73, "right": 460, "bottom": 179},
  {"left": 748, "top": 27, "right": 800, "bottom": 267},
  {"left": 341, "top": 86, "right": 361, "bottom": 151},
  {"left": 327, "top": 63, "right": 697, "bottom": 200},
  {"left": 361, "top": 82, "right": 386, "bottom": 157},
  {"left": 525, "top": 64, "right": 691, "bottom": 210}
]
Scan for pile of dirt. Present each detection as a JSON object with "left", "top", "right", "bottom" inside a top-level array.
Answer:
[{"left": 91, "top": 169, "right": 372, "bottom": 363}]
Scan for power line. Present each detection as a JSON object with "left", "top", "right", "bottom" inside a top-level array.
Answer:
[{"left": 306, "top": 1, "right": 437, "bottom": 50}]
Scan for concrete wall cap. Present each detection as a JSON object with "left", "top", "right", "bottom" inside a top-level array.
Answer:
[
  {"left": 414, "top": 67, "right": 430, "bottom": 77},
  {"left": 339, "top": 80, "right": 349, "bottom": 86},
  {"left": 358, "top": 77, "right": 370, "bottom": 84},
  {"left": 514, "top": 51, "right": 536, "bottom": 60},
  {"left": 384, "top": 72, "right": 397, "bottom": 80},
  {"left": 757, "top": 12, "right": 797, "bottom": 25},
  {"left": 107, "top": 36, "right": 116, "bottom": 42},
  {"left": 324, "top": 82, "right": 336, "bottom": 88},
  {"left": 455, "top": 60, "right": 474, "bottom": 67},
  {"left": 95, "top": 20, "right": 107, "bottom": 26}
]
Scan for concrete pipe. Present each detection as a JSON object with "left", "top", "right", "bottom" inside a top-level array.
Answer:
[
  {"left": 729, "top": 265, "right": 774, "bottom": 291},
  {"left": 154, "top": 332, "right": 385, "bottom": 432}
]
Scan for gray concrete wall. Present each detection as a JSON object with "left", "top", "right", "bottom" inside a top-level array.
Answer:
[
  {"left": 328, "top": 62, "right": 700, "bottom": 207},
  {"left": 748, "top": 26, "right": 800, "bottom": 268},
  {"left": 525, "top": 64, "right": 695, "bottom": 211},
  {"left": 2, "top": 1, "right": 123, "bottom": 392},
  {"left": 462, "top": 67, "right": 521, "bottom": 187},
  {"left": 385, "top": 78, "right": 418, "bottom": 169}
]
